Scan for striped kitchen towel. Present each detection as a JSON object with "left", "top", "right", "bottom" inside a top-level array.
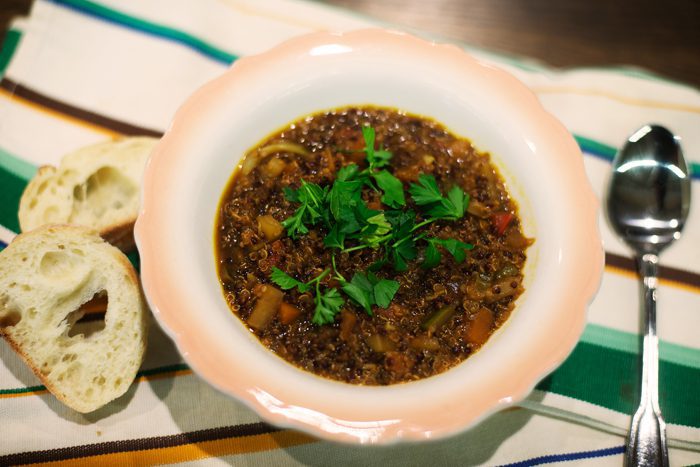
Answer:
[{"left": 0, "top": 0, "right": 699, "bottom": 465}]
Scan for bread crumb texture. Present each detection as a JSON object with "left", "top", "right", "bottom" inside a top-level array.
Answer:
[
  {"left": 18, "top": 137, "right": 158, "bottom": 250},
  {"left": 0, "top": 225, "right": 148, "bottom": 412}
]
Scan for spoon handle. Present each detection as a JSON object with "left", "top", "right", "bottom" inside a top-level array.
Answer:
[{"left": 625, "top": 253, "right": 669, "bottom": 467}]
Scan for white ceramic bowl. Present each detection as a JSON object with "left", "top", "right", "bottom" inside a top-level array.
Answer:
[{"left": 135, "top": 28, "right": 603, "bottom": 444}]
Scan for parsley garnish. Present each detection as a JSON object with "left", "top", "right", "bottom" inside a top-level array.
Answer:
[
  {"left": 337, "top": 271, "right": 400, "bottom": 316},
  {"left": 272, "top": 125, "right": 474, "bottom": 324},
  {"left": 270, "top": 267, "right": 344, "bottom": 325},
  {"left": 409, "top": 174, "right": 469, "bottom": 220}
]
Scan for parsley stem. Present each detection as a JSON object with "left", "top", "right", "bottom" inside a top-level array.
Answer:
[
  {"left": 309, "top": 268, "right": 330, "bottom": 285},
  {"left": 331, "top": 255, "right": 346, "bottom": 282},
  {"left": 342, "top": 244, "right": 370, "bottom": 254},
  {"left": 411, "top": 218, "right": 436, "bottom": 233}
]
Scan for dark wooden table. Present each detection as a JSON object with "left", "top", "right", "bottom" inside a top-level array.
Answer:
[{"left": 1, "top": 0, "right": 699, "bottom": 88}]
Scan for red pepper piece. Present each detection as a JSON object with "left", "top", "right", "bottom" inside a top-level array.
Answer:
[{"left": 491, "top": 212, "right": 514, "bottom": 236}]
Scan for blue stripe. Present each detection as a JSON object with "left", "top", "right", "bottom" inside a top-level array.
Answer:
[{"left": 499, "top": 445, "right": 625, "bottom": 467}]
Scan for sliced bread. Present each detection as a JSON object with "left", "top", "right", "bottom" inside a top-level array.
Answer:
[
  {"left": 18, "top": 137, "right": 159, "bottom": 251},
  {"left": 0, "top": 225, "right": 148, "bottom": 413}
]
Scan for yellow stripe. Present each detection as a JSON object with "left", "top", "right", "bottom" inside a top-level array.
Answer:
[
  {"left": 216, "top": 0, "right": 331, "bottom": 32},
  {"left": 134, "top": 368, "right": 193, "bottom": 382},
  {"left": 0, "top": 88, "right": 121, "bottom": 139},
  {"left": 28, "top": 430, "right": 316, "bottom": 466},
  {"left": 532, "top": 85, "right": 700, "bottom": 114},
  {"left": 605, "top": 264, "right": 700, "bottom": 294}
]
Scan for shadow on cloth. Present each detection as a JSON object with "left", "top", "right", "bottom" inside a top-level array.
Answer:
[
  {"left": 281, "top": 402, "right": 538, "bottom": 466},
  {"left": 0, "top": 312, "right": 180, "bottom": 424}
]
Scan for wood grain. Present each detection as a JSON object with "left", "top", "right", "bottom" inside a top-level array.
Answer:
[{"left": 1, "top": 0, "right": 699, "bottom": 88}]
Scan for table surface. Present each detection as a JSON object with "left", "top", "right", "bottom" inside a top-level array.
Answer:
[{"left": 2, "top": 0, "right": 699, "bottom": 89}]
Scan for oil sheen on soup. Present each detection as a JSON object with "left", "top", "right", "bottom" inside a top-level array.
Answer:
[{"left": 215, "top": 106, "right": 532, "bottom": 385}]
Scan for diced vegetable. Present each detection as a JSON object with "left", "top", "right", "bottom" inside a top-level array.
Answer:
[
  {"left": 366, "top": 334, "right": 396, "bottom": 353},
  {"left": 257, "top": 215, "right": 284, "bottom": 241},
  {"left": 494, "top": 262, "right": 519, "bottom": 280},
  {"left": 465, "top": 274, "right": 491, "bottom": 301},
  {"left": 483, "top": 276, "right": 523, "bottom": 303},
  {"left": 240, "top": 153, "right": 259, "bottom": 175},
  {"left": 258, "top": 141, "right": 310, "bottom": 159},
  {"left": 464, "top": 307, "right": 494, "bottom": 346},
  {"left": 491, "top": 212, "right": 514, "bottom": 236},
  {"left": 279, "top": 302, "right": 301, "bottom": 325},
  {"left": 261, "top": 157, "right": 287, "bottom": 177},
  {"left": 409, "top": 335, "right": 440, "bottom": 351},
  {"left": 504, "top": 230, "right": 532, "bottom": 249},
  {"left": 467, "top": 199, "right": 490, "bottom": 218},
  {"left": 421, "top": 304, "right": 457, "bottom": 334},
  {"left": 339, "top": 309, "right": 357, "bottom": 341},
  {"left": 248, "top": 285, "right": 283, "bottom": 330}
]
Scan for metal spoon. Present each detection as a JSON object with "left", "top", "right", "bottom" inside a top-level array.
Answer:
[{"left": 606, "top": 124, "right": 691, "bottom": 467}]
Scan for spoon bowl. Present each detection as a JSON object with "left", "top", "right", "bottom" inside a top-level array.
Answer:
[
  {"left": 607, "top": 124, "right": 691, "bottom": 253},
  {"left": 606, "top": 124, "right": 691, "bottom": 467}
]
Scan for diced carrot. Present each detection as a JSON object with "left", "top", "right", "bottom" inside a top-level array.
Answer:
[
  {"left": 339, "top": 309, "right": 357, "bottom": 341},
  {"left": 279, "top": 302, "right": 302, "bottom": 325},
  {"left": 465, "top": 307, "right": 495, "bottom": 346}
]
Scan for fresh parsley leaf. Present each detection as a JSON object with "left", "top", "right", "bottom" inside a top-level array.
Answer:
[
  {"left": 323, "top": 224, "right": 346, "bottom": 249},
  {"left": 313, "top": 287, "right": 344, "bottom": 325},
  {"left": 383, "top": 210, "right": 418, "bottom": 271},
  {"left": 283, "top": 186, "right": 300, "bottom": 203},
  {"left": 328, "top": 179, "right": 363, "bottom": 225},
  {"left": 337, "top": 163, "right": 360, "bottom": 181},
  {"left": 372, "top": 169, "right": 405, "bottom": 208},
  {"left": 341, "top": 273, "right": 374, "bottom": 315},
  {"left": 362, "top": 126, "right": 392, "bottom": 170},
  {"left": 433, "top": 237, "right": 474, "bottom": 263},
  {"left": 340, "top": 272, "right": 399, "bottom": 315},
  {"left": 362, "top": 213, "right": 392, "bottom": 248},
  {"left": 280, "top": 208, "right": 309, "bottom": 239},
  {"left": 428, "top": 186, "right": 469, "bottom": 220},
  {"left": 390, "top": 237, "right": 417, "bottom": 272},
  {"left": 270, "top": 267, "right": 309, "bottom": 292},
  {"left": 408, "top": 174, "right": 443, "bottom": 205},
  {"left": 409, "top": 175, "right": 470, "bottom": 221},
  {"left": 422, "top": 241, "right": 441, "bottom": 269},
  {"left": 371, "top": 275, "right": 400, "bottom": 308},
  {"left": 281, "top": 180, "right": 330, "bottom": 238},
  {"left": 421, "top": 237, "right": 474, "bottom": 268}
]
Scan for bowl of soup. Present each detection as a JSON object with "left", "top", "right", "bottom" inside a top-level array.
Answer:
[{"left": 135, "top": 28, "right": 603, "bottom": 444}]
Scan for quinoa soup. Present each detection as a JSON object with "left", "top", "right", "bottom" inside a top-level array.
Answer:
[{"left": 215, "top": 106, "right": 532, "bottom": 385}]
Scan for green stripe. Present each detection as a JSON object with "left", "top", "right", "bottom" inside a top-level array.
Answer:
[
  {"left": 0, "top": 166, "right": 25, "bottom": 233},
  {"left": 0, "top": 362, "right": 189, "bottom": 396},
  {"left": 52, "top": 0, "right": 236, "bottom": 65},
  {"left": 575, "top": 133, "right": 700, "bottom": 178},
  {"left": 536, "top": 340, "right": 699, "bottom": 428},
  {"left": 0, "top": 29, "right": 21, "bottom": 76},
  {"left": 573, "top": 134, "right": 617, "bottom": 159},
  {"left": 0, "top": 146, "right": 37, "bottom": 181},
  {"left": 582, "top": 323, "right": 700, "bottom": 370},
  {"left": 1, "top": 338, "right": 698, "bottom": 428}
]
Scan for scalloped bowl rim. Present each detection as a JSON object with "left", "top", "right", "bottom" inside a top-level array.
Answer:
[{"left": 135, "top": 28, "right": 603, "bottom": 445}]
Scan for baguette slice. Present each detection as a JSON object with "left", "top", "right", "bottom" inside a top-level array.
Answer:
[
  {"left": 0, "top": 225, "right": 148, "bottom": 413},
  {"left": 18, "top": 137, "right": 158, "bottom": 251}
]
